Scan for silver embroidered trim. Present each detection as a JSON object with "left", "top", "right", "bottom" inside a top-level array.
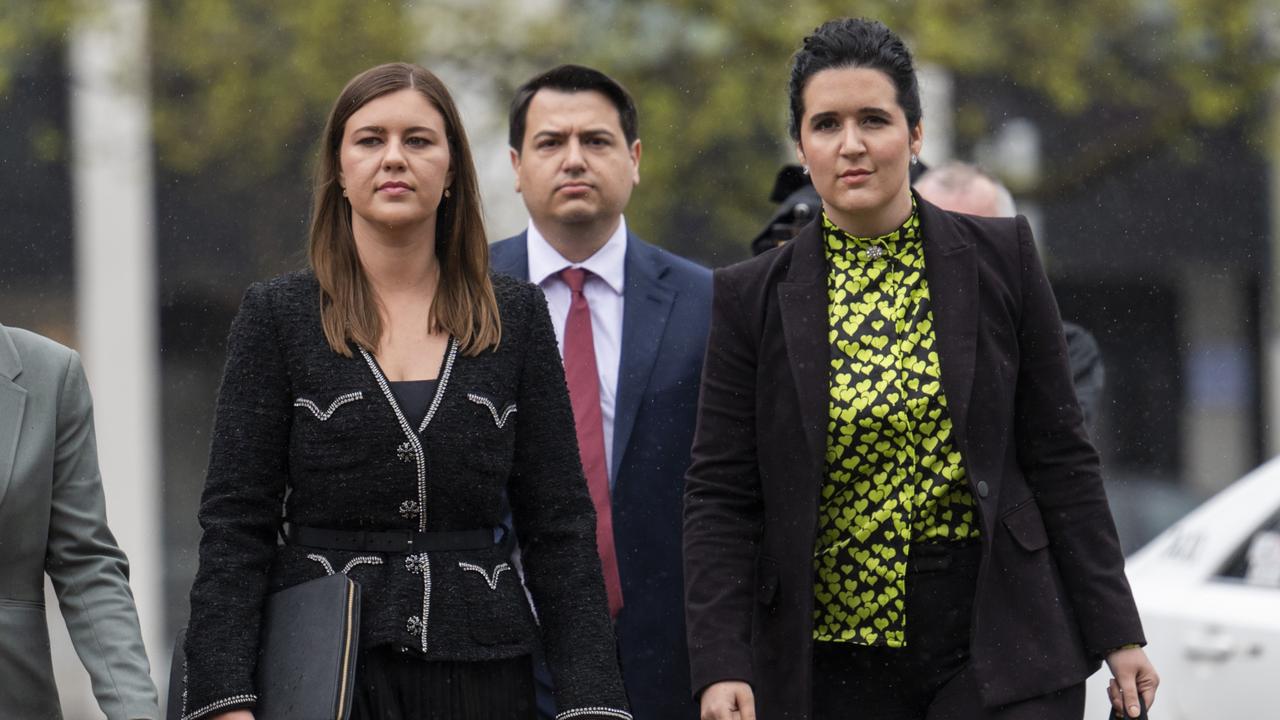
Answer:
[
  {"left": 420, "top": 553, "right": 432, "bottom": 651},
  {"left": 179, "top": 662, "right": 188, "bottom": 718},
  {"left": 359, "top": 338, "right": 457, "bottom": 533},
  {"left": 458, "top": 561, "right": 511, "bottom": 590},
  {"left": 418, "top": 341, "right": 458, "bottom": 434},
  {"left": 399, "top": 499, "right": 420, "bottom": 518},
  {"left": 555, "top": 708, "right": 633, "bottom": 720},
  {"left": 306, "top": 553, "right": 336, "bottom": 576},
  {"left": 402, "top": 553, "right": 432, "bottom": 651},
  {"left": 181, "top": 694, "right": 259, "bottom": 720},
  {"left": 466, "top": 393, "right": 518, "bottom": 428},
  {"left": 294, "top": 391, "right": 363, "bottom": 421},
  {"left": 309, "top": 553, "right": 383, "bottom": 577},
  {"left": 341, "top": 556, "right": 383, "bottom": 574},
  {"left": 360, "top": 340, "right": 454, "bottom": 654}
]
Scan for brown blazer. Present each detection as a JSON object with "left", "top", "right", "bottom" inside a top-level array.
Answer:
[{"left": 683, "top": 197, "right": 1143, "bottom": 718}]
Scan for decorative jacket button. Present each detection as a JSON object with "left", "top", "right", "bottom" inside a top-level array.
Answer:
[
  {"left": 976, "top": 480, "right": 989, "bottom": 498},
  {"left": 399, "top": 500, "right": 420, "bottom": 519},
  {"left": 396, "top": 441, "right": 414, "bottom": 463}
]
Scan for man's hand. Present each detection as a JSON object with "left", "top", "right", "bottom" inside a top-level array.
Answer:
[
  {"left": 1105, "top": 646, "right": 1159, "bottom": 718},
  {"left": 700, "top": 680, "right": 755, "bottom": 720}
]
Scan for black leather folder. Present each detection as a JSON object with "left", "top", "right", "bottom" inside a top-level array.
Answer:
[{"left": 168, "top": 573, "right": 361, "bottom": 720}]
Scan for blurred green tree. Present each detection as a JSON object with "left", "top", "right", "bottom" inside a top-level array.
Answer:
[
  {"left": 150, "top": 0, "right": 415, "bottom": 179},
  {"left": 508, "top": 0, "right": 1280, "bottom": 263},
  {"left": 3, "top": 0, "right": 1276, "bottom": 264}
]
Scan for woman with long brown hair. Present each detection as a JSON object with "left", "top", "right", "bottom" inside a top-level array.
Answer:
[{"left": 180, "top": 62, "right": 629, "bottom": 720}]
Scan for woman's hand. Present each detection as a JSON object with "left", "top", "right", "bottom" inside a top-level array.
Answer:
[
  {"left": 1104, "top": 646, "right": 1159, "bottom": 718},
  {"left": 209, "top": 711, "right": 255, "bottom": 720},
  {"left": 700, "top": 680, "right": 755, "bottom": 720}
]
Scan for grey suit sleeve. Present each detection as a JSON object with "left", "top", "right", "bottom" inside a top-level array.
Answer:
[{"left": 45, "top": 350, "right": 159, "bottom": 720}]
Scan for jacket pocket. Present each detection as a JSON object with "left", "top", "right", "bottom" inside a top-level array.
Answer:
[
  {"left": 292, "top": 390, "right": 370, "bottom": 470},
  {"left": 1001, "top": 499, "right": 1050, "bottom": 552},
  {"left": 294, "top": 391, "right": 364, "bottom": 421},
  {"left": 304, "top": 551, "right": 385, "bottom": 577},
  {"left": 0, "top": 597, "right": 45, "bottom": 610},
  {"left": 466, "top": 392, "right": 517, "bottom": 429},
  {"left": 458, "top": 560, "right": 521, "bottom": 646}
]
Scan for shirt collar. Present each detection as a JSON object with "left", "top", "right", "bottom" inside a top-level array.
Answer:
[
  {"left": 822, "top": 197, "right": 921, "bottom": 262},
  {"left": 527, "top": 217, "right": 628, "bottom": 295}
]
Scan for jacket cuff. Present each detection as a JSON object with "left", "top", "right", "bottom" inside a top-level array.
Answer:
[
  {"left": 181, "top": 693, "right": 257, "bottom": 720},
  {"left": 554, "top": 707, "right": 633, "bottom": 720},
  {"left": 1101, "top": 642, "right": 1144, "bottom": 657}
]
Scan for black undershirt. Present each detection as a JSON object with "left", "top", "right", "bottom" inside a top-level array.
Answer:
[{"left": 388, "top": 379, "right": 438, "bottom": 429}]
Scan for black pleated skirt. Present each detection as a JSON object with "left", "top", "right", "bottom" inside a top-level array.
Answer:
[{"left": 350, "top": 645, "right": 535, "bottom": 720}]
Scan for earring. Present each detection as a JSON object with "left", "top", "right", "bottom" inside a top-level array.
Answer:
[
  {"left": 444, "top": 188, "right": 451, "bottom": 198},
  {"left": 801, "top": 165, "right": 810, "bottom": 175},
  {"left": 910, "top": 154, "right": 919, "bottom": 165},
  {"left": 341, "top": 187, "right": 347, "bottom": 197}
]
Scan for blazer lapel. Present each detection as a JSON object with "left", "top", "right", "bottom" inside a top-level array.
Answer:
[
  {"left": 918, "top": 198, "right": 978, "bottom": 446},
  {"left": 612, "top": 236, "right": 675, "bottom": 481},
  {"left": 0, "top": 326, "right": 26, "bottom": 509},
  {"left": 777, "top": 222, "right": 830, "bottom": 469},
  {"left": 489, "top": 232, "right": 531, "bottom": 281}
]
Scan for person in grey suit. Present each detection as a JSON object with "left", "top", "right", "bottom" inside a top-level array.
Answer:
[{"left": 0, "top": 323, "right": 158, "bottom": 720}]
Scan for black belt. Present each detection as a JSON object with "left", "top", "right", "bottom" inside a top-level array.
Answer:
[{"left": 284, "top": 523, "right": 507, "bottom": 553}]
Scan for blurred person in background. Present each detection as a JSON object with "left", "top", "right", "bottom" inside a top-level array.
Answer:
[
  {"left": 179, "top": 62, "right": 628, "bottom": 720},
  {"left": 684, "top": 17, "right": 1157, "bottom": 720},
  {"left": 752, "top": 160, "right": 931, "bottom": 258},
  {"left": 0, "top": 323, "right": 159, "bottom": 719},
  {"left": 914, "top": 161, "right": 1105, "bottom": 430},
  {"left": 491, "top": 63, "right": 710, "bottom": 720}
]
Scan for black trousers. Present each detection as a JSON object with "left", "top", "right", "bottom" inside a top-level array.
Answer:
[
  {"left": 811, "top": 542, "right": 1085, "bottom": 720},
  {"left": 351, "top": 645, "right": 535, "bottom": 720}
]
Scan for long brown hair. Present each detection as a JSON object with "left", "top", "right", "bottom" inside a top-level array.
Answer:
[{"left": 309, "top": 62, "right": 499, "bottom": 357}]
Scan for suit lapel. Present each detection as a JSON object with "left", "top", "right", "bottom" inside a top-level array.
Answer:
[
  {"left": 918, "top": 199, "right": 977, "bottom": 446},
  {"left": 489, "top": 232, "right": 531, "bottom": 281},
  {"left": 0, "top": 326, "right": 26, "bottom": 509},
  {"left": 777, "top": 223, "right": 830, "bottom": 468},
  {"left": 612, "top": 236, "right": 675, "bottom": 481}
]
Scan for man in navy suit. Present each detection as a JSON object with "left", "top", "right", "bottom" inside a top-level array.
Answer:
[{"left": 490, "top": 64, "right": 711, "bottom": 719}]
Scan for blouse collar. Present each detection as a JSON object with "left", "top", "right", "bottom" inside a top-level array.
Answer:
[{"left": 822, "top": 197, "right": 922, "bottom": 263}]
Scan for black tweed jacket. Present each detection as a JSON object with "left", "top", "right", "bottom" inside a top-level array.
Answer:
[{"left": 181, "top": 271, "right": 630, "bottom": 720}]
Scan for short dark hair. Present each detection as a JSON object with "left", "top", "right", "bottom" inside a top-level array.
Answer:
[
  {"left": 508, "top": 64, "right": 639, "bottom": 151},
  {"left": 788, "top": 18, "right": 922, "bottom": 140}
]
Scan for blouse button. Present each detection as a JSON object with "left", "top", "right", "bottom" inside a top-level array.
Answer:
[{"left": 976, "top": 480, "right": 990, "bottom": 498}]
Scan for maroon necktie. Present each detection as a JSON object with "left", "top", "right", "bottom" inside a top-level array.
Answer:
[{"left": 559, "top": 267, "right": 623, "bottom": 618}]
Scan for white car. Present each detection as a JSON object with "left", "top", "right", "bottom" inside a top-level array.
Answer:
[{"left": 1087, "top": 458, "right": 1280, "bottom": 718}]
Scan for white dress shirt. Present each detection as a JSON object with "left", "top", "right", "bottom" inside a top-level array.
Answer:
[{"left": 526, "top": 218, "right": 627, "bottom": 486}]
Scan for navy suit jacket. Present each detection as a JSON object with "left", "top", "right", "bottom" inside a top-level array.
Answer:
[{"left": 491, "top": 231, "right": 711, "bottom": 719}]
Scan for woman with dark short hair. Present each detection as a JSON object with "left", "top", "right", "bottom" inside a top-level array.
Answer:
[
  {"left": 683, "top": 18, "right": 1157, "bottom": 720},
  {"left": 180, "top": 63, "right": 629, "bottom": 720}
]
